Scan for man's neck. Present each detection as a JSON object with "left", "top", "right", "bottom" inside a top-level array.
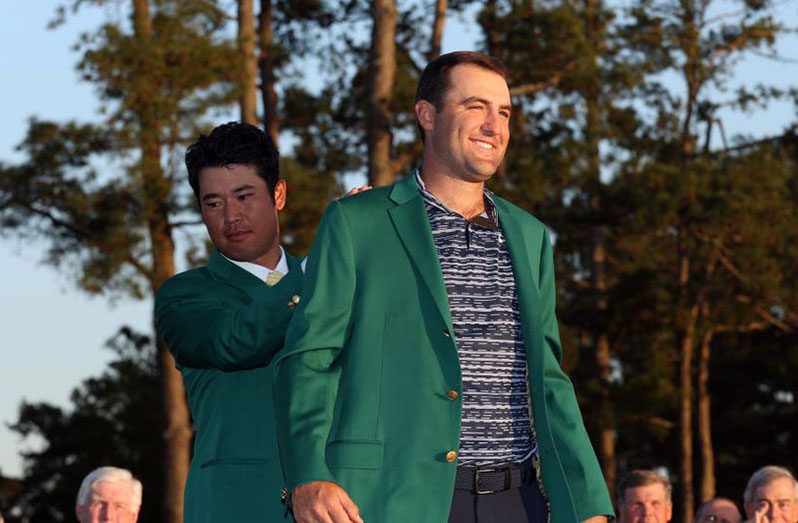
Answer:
[{"left": 419, "top": 166, "right": 486, "bottom": 220}]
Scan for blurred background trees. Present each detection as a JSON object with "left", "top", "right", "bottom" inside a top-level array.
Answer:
[{"left": 0, "top": 0, "right": 796, "bottom": 521}]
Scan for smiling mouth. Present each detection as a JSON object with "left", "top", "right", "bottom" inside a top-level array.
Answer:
[{"left": 471, "top": 139, "right": 496, "bottom": 150}]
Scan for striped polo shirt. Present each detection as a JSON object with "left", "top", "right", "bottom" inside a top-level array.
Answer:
[{"left": 416, "top": 172, "right": 537, "bottom": 466}]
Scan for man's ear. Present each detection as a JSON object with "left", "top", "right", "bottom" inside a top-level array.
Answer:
[
  {"left": 415, "top": 100, "right": 436, "bottom": 133},
  {"left": 273, "top": 179, "right": 287, "bottom": 212}
]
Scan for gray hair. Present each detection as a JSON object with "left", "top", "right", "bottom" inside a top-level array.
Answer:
[
  {"left": 743, "top": 466, "right": 798, "bottom": 505},
  {"left": 76, "top": 466, "right": 142, "bottom": 510}
]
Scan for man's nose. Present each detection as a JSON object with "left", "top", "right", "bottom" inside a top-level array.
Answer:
[
  {"left": 480, "top": 110, "right": 502, "bottom": 135},
  {"left": 101, "top": 503, "right": 116, "bottom": 520},
  {"left": 224, "top": 201, "right": 241, "bottom": 223}
]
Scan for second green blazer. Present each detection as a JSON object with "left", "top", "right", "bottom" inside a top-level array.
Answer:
[{"left": 155, "top": 251, "right": 302, "bottom": 522}]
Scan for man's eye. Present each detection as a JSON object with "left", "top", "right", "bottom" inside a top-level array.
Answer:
[
  {"left": 239, "top": 193, "right": 253, "bottom": 201},
  {"left": 204, "top": 201, "right": 220, "bottom": 208}
]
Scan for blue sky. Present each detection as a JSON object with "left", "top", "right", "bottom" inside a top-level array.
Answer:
[{"left": 1, "top": 1, "right": 796, "bottom": 479}]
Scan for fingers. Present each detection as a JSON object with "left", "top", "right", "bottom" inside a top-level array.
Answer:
[
  {"left": 291, "top": 481, "right": 363, "bottom": 523},
  {"left": 343, "top": 185, "right": 373, "bottom": 197},
  {"left": 340, "top": 491, "right": 363, "bottom": 523}
]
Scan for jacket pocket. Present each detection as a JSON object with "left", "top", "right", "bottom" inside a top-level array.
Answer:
[
  {"left": 326, "top": 439, "right": 384, "bottom": 470},
  {"left": 200, "top": 457, "right": 268, "bottom": 468}
]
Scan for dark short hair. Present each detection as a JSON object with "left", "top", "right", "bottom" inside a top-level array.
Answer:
[
  {"left": 618, "top": 469, "right": 672, "bottom": 503},
  {"left": 185, "top": 122, "right": 279, "bottom": 202},
  {"left": 414, "top": 51, "right": 508, "bottom": 141},
  {"left": 415, "top": 51, "right": 508, "bottom": 109}
]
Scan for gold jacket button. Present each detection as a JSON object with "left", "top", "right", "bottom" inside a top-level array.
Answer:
[
  {"left": 447, "top": 390, "right": 459, "bottom": 400},
  {"left": 442, "top": 330, "right": 451, "bottom": 338},
  {"left": 445, "top": 450, "right": 458, "bottom": 463},
  {"left": 287, "top": 295, "right": 301, "bottom": 309}
]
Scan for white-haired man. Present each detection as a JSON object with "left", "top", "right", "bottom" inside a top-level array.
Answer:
[
  {"left": 75, "top": 466, "right": 141, "bottom": 523},
  {"left": 743, "top": 466, "right": 798, "bottom": 523}
]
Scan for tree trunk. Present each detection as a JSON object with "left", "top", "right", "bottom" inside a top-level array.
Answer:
[
  {"left": 429, "top": 0, "right": 447, "bottom": 60},
  {"left": 678, "top": 250, "right": 696, "bottom": 523},
  {"left": 698, "top": 326, "right": 716, "bottom": 501},
  {"left": 258, "top": 0, "right": 279, "bottom": 144},
  {"left": 238, "top": 0, "right": 259, "bottom": 125},
  {"left": 132, "top": 2, "right": 191, "bottom": 521},
  {"left": 366, "top": 0, "right": 397, "bottom": 186}
]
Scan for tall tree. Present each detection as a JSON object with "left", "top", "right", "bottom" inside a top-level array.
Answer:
[
  {"left": 429, "top": 0, "right": 448, "bottom": 60},
  {"left": 239, "top": 0, "right": 259, "bottom": 125},
  {"left": 366, "top": 0, "right": 398, "bottom": 186},
  {"left": 259, "top": 0, "right": 278, "bottom": 142},
  {"left": 0, "top": 2, "right": 241, "bottom": 520}
]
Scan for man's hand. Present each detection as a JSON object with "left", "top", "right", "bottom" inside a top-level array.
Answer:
[
  {"left": 343, "top": 185, "right": 372, "bottom": 197},
  {"left": 291, "top": 481, "right": 363, "bottom": 523},
  {"left": 582, "top": 516, "right": 609, "bottom": 523},
  {"left": 748, "top": 504, "right": 770, "bottom": 523}
]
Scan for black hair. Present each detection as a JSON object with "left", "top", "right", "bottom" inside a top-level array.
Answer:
[{"left": 185, "top": 122, "right": 279, "bottom": 202}]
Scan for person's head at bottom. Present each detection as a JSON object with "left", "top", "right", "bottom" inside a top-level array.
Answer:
[
  {"left": 75, "top": 466, "right": 141, "bottom": 523},
  {"left": 695, "top": 497, "right": 742, "bottom": 523},
  {"left": 743, "top": 465, "right": 798, "bottom": 523},
  {"left": 618, "top": 469, "right": 673, "bottom": 523}
]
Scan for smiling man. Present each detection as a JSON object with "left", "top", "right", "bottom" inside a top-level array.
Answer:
[
  {"left": 155, "top": 122, "right": 302, "bottom": 522},
  {"left": 275, "top": 51, "right": 613, "bottom": 523}
]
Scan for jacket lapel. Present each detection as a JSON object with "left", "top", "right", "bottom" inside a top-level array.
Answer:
[
  {"left": 207, "top": 249, "right": 272, "bottom": 299},
  {"left": 387, "top": 175, "right": 454, "bottom": 333},
  {"left": 494, "top": 199, "right": 542, "bottom": 336}
]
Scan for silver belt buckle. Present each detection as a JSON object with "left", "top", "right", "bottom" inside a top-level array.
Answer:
[{"left": 475, "top": 467, "right": 498, "bottom": 495}]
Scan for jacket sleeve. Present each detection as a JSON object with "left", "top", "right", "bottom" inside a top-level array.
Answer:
[
  {"left": 154, "top": 267, "right": 301, "bottom": 371},
  {"left": 274, "top": 200, "right": 355, "bottom": 492},
  {"left": 537, "top": 228, "right": 615, "bottom": 522}
]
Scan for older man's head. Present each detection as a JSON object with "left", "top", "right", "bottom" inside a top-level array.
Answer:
[
  {"left": 743, "top": 466, "right": 798, "bottom": 523},
  {"left": 75, "top": 467, "right": 141, "bottom": 523},
  {"left": 618, "top": 469, "right": 673, "bottom": 523}
]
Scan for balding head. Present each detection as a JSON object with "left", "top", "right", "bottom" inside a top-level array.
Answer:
[{"left": 695, "top": 497, "right": 741, "bottom": 523}]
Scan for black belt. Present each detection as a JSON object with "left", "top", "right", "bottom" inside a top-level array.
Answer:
[{"left": 454, "top": 456, "right": 538, "bottom": 495}]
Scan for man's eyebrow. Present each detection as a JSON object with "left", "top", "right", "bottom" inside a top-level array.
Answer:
[
  {"left": 200, "top": 184, "right": 257, "bottom": 201},
  {"left": 232, "top": 184, "right": 257, "bottom": 193},
  {"left": 459, "top": 96, "right": 512, "bottom": 113}
]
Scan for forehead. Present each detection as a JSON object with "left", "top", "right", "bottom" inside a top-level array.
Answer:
[
  {"left": 755, "top": 477, "right": 796, "bottom": 499},
  {"left": 90, "top": 480, "right": 129, "bottom": 500},
  {"left": 198, "top": 164, "right": 264, "bottom": 193},
  {"left": 442, "top": 64, "right": 511, "bottom": 105},
  {"left": 624, "top": 483, "right": 669, "bottom": 502},
  {"left": 700, "top": 500, "right": 739, "bottom": 518}
]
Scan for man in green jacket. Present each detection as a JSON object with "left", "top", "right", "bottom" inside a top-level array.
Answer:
[
  {"left": 275, "top": 52, "right": 613, "bottom": 522},
  {"left": 155, "top": 122, "right": 301, "bottom": 522}
]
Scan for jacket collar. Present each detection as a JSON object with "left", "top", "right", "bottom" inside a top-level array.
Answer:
[{"left": 207, "top": 248, "right": 300, "bottom": 297}]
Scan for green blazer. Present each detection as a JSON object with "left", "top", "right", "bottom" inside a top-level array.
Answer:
[
  {"left": 155, "top": 250, "right": 302, "bottom": 522},
  {"left": 275, "top": 174, "right": 613, "bottom": 522}
]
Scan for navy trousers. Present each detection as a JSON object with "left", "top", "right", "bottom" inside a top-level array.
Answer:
[{"left": 448, "top": 480, "right": 549, "bottom": 523}]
